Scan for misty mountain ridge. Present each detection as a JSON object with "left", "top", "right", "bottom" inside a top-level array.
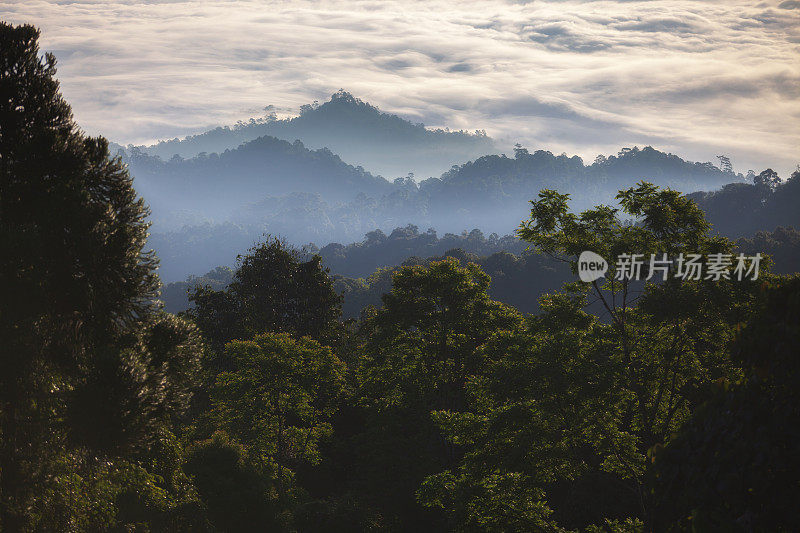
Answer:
[
  {"left": 116, "top": 91, "right": 742, "bottom": 239},
  {"left": 112, "top": 91, "right": 752, "bottom": 283},
  {"left": 125, "top": 131, "right": 740, "bottom": 234},
  {"left": 118, "top": 90, "right": 499, "bottom": 180},
  {"left": 123, "top": 135, "right": 393, "bottom": 230},
  {"left": 135, "top": 137, "right": 747, "bottom": 281}
]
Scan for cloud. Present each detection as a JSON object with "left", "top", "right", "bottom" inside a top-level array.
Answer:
[
  {"left": 525, "top": 22, "right": 612, "bottom": 52},
  {"left": 1, "top": 0, "right": 798, "bottom": 176},
  {"left": 448, "top": 63, "right": 473, "bottom": 72}
]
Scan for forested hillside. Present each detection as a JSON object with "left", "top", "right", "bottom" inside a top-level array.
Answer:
[
  {"left": 113, "top": 87, "right": 749, "bottom": 282},
  {"left": 412, "top": 144, "right": 739, "bottom": 231},
  {"left": 161, "top": 223, "right": 800, "bottom": 318},
  {"left": 144, "top": 143, "right": 747, "bottom": 281},
  {"left": 121, "top": 90, "right": 498, "bottom": 180},
  {"left": 317, "top": 226, "right": 526, "bottom": 278},
  {"left": 159, "top": 228, "right": 571, "bottom": 317},
  {"left": 124, "top": 135, "right": 393, "bottom": 231},
  {"left": 4, "top": 22, "right": 799, "bottom": 533},
  {"left": 690, "top": 168, "right": 800, "bottom": 238}
]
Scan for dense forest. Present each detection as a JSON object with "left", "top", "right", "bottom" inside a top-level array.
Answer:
[
  {"left": 3, "top": 22, "right": 800, "bottom": 533},
  {"left": 160, "top": 189, "right": 800, "bottom": 318},
  {"left": 142, "top": 143, "right": 748, "bottom": 281},
  {"left": 160, "top": 227, "right": 800, "bottom": 323},
  {"left": 148, "top": 162, "right": 799, "bottom": 283},
  {"left": 115, "top": 86, "right": 751, "bottom": 283},
  {"left": 689, "top": 171, "right": 800, "bottom": 238},
  {"left": 160, "top": 233, "right": 573, "bottom": 319}
]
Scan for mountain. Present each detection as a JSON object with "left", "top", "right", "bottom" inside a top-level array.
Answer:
[
  {"left": 125, "top": 90, "right": 499, "bottom": 180},
  {"left": 141, "top": 142, "right": 748, "bottom": 282},
  {"left": 413, "top": 145, "right": 741, "bottom": 230},
  {"left": 122, "top": 135, "right": 394, "bottom": 230},
  {"left": 688, "top": 167, "right": 800, "bottom": 238}
]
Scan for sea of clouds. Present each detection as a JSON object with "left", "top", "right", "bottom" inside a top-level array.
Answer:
[{"left": 3, "top": 0, "right": 799, "bottom": 175}]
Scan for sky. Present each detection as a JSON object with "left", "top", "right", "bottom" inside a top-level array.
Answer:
[{"left": 3, "top": 0, "right": 799, "bottom": 176}]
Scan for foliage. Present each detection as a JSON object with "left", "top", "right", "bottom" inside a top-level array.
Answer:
[
  {"left": 293, "top": 494, "right": 386, "bottom": 533},
  {"left": 30, "top": 431, "right": 209, "bottom": 532},
  {"left": 211, "top": 333, "right": 346, "bottom": 502},
  {"left": 352, "top": 259, "right": 523, "bottom": 530},
  {"left": 689, "top": 168, "right": 800, "bottom": 238},
  {"left": 188, "top": 237, "right": 343, "bottom": 359},
  {"left": 160, "top": 266, "right": 234, "bottom": 312},
  {"left": 650, "top": 276, "right": 800, "bottom": 532},
  {"left": 184, "top": 431, "right": 286, "bottom": 532},
  {"left": 159, "top": 225, "right": 531, "bottom": 313},
  {"left": 67, "top": 313, "right": 203, "bottom": 455},
  {"left": 4, "top": 21, "right": 800, "bottom": 533},
  {"left": 737, "top": 226, "right": 800, "bottom": 275},
  {"left": 0, "top": 22, "right": 203, "bottom": 530},
  {"left": 417, "top": 183, "right": 762, "bottom": 530},
  {"left": 319, "top": 225, "right": 526, "bottom": 279}
]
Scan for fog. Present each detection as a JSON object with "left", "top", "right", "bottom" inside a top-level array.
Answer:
[{"left": 126, "top": 94, "right": 742, "bottom": 281}]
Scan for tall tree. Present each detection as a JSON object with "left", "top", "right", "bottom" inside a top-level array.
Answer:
[
  {"left": 354, "top": 259, "right": 522, "bottom": 530},
  {"left": 753, "top": 168, "right": 780, "bottom": 192},
  {"left": 0, "top": 23, "right": 201, "bottom": 529},
  {"left": 189, "top": 238, "right": 343, "bottom": 364},
  {"left": 419, "top": 184, "right": 762, "bottom": 530},
  {"left": 207, "top": 332, "right": 346, "bottom": 528}
]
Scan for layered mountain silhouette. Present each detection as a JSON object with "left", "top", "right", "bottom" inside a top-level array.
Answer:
[
  {"left": 122, "top": 135, "right": 394, "bottom": 229},
  {"left": 127, "top": 135, "right": 745, "bottom": 281},
  {"left": 121, "top": 90, "right": 498, "bottom": 179},
  {"left": 423, "top": 145, "right": 739, "bottom": 228},
  {"left": 111, "top": 91, "right": 764, "bottom": 281}
]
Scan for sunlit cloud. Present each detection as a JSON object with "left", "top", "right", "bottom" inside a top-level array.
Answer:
[{"left": 2, "top": 0, "right": 799, "bottom": 175}]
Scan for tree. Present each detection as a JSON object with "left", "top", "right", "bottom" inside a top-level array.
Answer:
[
  {"left": 650, "top": 276, "right": 800, "bottom": 531},
  {"left": 66, "top": 314, "right": 203, "bottom": 455},
  {"left": 0, "top": 23, "right": 202, "bottom": 529},
  {"left": 753, "top": 168, "right": 780, "bottom": 191},
  {"left": 419, "top": 291, "right": 635, "bottom": 531},
  {"left": 189, "top": 238, "right": 343, "bottom": 362},
  {"left": 354, "top": 259, "right": 522, "bottom": 530},
  {"left": 184, "top": 431, "right": 286, "bottom": 532},
  {"left": 716, "top": 155, "right": 733, "bottom": 174},
  {"left": 211, "top": 333, "right": 346, "bottom": 506},
  {"left": 418, "top": 184, "right": 762, "bottom": 530}
]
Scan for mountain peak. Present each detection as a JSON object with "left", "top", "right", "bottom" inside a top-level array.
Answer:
[
  {"left": 330, "top": 89, "right": 360, "bottom": 104},
  {"left": 299, "top": 90, "right": 381, "bottom": 118},
  {"left": 128, "top": 90, "right": 496, "bottom": 179}
]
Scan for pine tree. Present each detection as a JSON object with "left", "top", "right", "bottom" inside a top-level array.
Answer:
[{"left": 0, "top": 23, "right": 201, "bottom": 529}]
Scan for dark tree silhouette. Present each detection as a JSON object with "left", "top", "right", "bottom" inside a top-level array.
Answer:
[
  {"left": 0, "top": 23, "right": 201, "bottom": 529},
  {"left": 189, "top": 237, "right": 343, "bottom": 362},
  {"left": 754, "top": 168, "right": 780, "bottom": 191},
  {"left": 651, "top": 277, "right": 800, "bottom": 531}
]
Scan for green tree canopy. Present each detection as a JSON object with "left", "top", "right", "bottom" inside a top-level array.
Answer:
[
  {"left": 354, "top": 259, "right": 522, "bottom": 530},
  {"left": 189, "top": 238, "right": 343, "bottom": 362},
  {"left": 0, "top": 22, "right": 202, "bottom": 529},
  {"left": 211, "top": 333, "right": 346, "bottom": 506},
  {"left": 418, "top": 184, "right": 763, "bottom": 531},
  {"left": 184, "top": 431, "right": 286, "bottom": 532}
]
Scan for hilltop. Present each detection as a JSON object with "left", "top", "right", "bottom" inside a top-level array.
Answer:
[{"left": 122, "top": 90, "right": 498, "bottom": 179}]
